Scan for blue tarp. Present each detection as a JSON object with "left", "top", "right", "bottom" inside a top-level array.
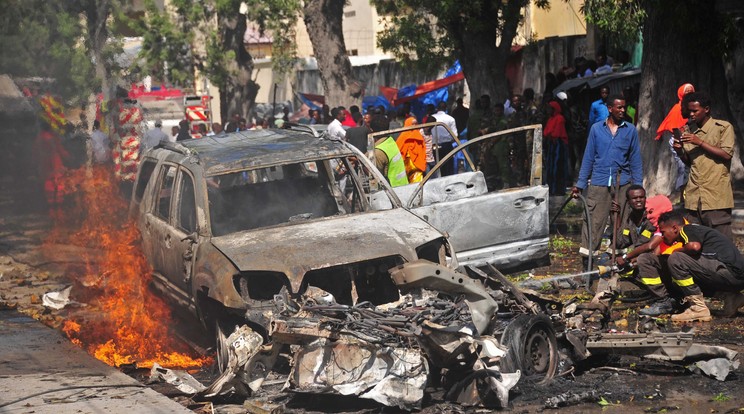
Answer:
[{"left": 363, "top": 61, "right": 462, "bottom": 120}]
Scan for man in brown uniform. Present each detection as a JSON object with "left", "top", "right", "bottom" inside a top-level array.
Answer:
[{"left": 673, "top": 92, "right": 735, "bottom": 239}]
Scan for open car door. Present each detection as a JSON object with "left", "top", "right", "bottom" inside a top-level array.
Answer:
[{"left": 385, "top": 124, "right": 549, "bottom": 273}]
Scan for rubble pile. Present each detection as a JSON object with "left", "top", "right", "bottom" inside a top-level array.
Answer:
[{"left": 207, "top": 274, "right": 526, "bottom": 410}]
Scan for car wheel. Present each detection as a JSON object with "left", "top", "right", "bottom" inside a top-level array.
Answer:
[
  {"left": 500, "top": 314, "right": 558, "bottom": 382},
  {"left": 214, "top": 320, "right": 239, "bottom": 373}
]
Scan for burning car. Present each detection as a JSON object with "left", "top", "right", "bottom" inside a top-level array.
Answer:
[{"left": 129, "top": 130, "right": 456, "bottom": 357}]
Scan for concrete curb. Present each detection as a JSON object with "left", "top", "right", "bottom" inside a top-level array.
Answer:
[{"left": 0, "top": 311, "right": 194, "bottom": 413}]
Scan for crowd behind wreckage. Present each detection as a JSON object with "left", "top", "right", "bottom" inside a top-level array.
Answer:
[{"left": 28, "top": 72, "right": 743, "bottom": 409}]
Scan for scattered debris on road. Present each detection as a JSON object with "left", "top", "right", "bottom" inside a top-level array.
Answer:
[
  {"left": 148, "top": 363, "right": 206, "bottom": 394},
  {"left": 42, "top": 285, "right": 82, "bottom": 309}
]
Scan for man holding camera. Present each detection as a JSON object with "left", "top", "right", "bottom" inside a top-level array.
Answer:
[{"left": 672, "top": 92, "right": 735, "bottom": 240}]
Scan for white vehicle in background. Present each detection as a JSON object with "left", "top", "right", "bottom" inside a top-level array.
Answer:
[
  {"left": 139, "top": 95, "right": 212, "bottom": 137},
  {"left": 138, "top": 99, "right": 183, "bottom": 132}
]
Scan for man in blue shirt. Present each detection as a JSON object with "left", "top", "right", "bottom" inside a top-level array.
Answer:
[
  {"left": 588, "top": 86, "right": 610, "bottom": 127},
  {"left": 571, "top": 94, "right": 643, "bottom": 265}
]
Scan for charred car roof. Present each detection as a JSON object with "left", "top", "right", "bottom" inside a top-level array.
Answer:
[{"left": 163, "top": 129, "right": 352, "bottom": 175}]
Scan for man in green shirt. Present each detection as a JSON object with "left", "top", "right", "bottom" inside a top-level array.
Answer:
[{"left": 673, "top": 92, "right": 735, "bottom": 240}]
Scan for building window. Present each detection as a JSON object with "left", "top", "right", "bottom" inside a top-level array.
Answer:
[
  {"left": 344, "top": 11, "right": 356, "bottom": 18},
  {"left": 347, "top": 49, "right": 358, "bottom": 56}
]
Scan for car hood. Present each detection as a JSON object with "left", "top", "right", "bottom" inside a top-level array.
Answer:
[{"left": 210, "top": 209, "right": 444, "bottom": 292}]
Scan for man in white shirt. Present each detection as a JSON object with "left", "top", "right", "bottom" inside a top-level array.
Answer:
[
  {"left": 431, "top": 102, "right": 458, "bottom": 176},
  {"left": 90, "top": 120, "right": 111, "bottom": 164},
  {"left": 141, "top": 119, "right": 168, "bottom": 153},
  {"left": 327, "top": 107, "right": 347, "bottom": 141}
]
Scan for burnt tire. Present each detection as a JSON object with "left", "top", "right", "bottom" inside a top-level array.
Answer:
[
  {"left": 214, "top": 319, "right": 242, "bottom": 373},
  {"left": 500, "top": 314, "right": 559, "bottom": 382}
]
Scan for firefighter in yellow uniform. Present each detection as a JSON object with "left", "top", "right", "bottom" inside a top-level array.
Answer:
[
  {"left": 633, "top": 194, "right": 687, "bottom": 316},
  {"left": 596, "top": 186, "right": 665, "bottom": 302}
]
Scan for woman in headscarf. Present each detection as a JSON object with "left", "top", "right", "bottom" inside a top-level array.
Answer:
[
  {"left": 655, "top": 83, "right": 695, "bottom": 193},
  {"left": 396, "top": 116, "right": 426, "bottom": 182},
  {"left": 341, "top": 108, "right": 357, "bottom": 128},
  {"left": 544, "top": 100, "right": 569, "bottom": 195},
  {"left": 656, "top": 83, "right": 695, "bottom": 140}
]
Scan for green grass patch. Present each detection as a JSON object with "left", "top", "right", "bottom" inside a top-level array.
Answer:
[
  {"left": 550, "top": 235, "right": 577, "bottom": 250},
  {"left": 506, "top": 273, "right": 530, "bottom": 282},
  {"left": 563, "top": 200, "right": 585, "bottom": 216},
  {"left": 598, "top": 396, "right": 613, "bottom": 406},
  {"left": 713, "top": 393, "right": 730, "bottom": 402}
]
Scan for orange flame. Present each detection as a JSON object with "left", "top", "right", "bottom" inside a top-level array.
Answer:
[{"left": 51, "top": 166, "right": 211, "bottom": 369}]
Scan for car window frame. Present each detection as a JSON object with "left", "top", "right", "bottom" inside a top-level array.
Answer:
[
  {"left": 174, "top": 167, "right": 198, "bottom": 234},
  {"left": 340, "top": 141, "right": 405, "bottom": 210},
  {"left": 133, "top": 158, "right": 159, "bottom": 205},
  {"left": 153, "top": 162, "right": 178, "bottom": 224},
  {"left": 368, "top": 121, "right": 477, "bottom": 174},
  {"left": 403, "top": 124, "right": 544, "bottom": 208}
]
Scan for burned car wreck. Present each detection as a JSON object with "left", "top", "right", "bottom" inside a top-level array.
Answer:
[
  {"left": 128, "top": 126, "right": 560, "bottom": 408},
  {"left": 194, "top": 260, "right": 740, "bottom": 410},
  {"left": 130, "top": 129, "right": 457, "bottom": 343}
]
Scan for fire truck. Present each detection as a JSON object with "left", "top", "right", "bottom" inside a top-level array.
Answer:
[
  {"left": 97, "top": 87, "right": 213, "bottom": 181},
  {"left": 133, "top": 87, "right": 212, "bottom": 138},
  {"left": 183, "top": 95, "right": 212, "bottom": 137}
]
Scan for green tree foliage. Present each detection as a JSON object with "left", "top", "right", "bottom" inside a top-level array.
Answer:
[
  {"left": 133, "top": 0, "right": 301, "bottom": 88},
  {"left": 128, "top": 1, "right": 195, "bottom": 87},
  {"left": 371, "top": 0, "right": 549, "bottom": 99},
  {"left": 0, "top": 0, "right": 100, "bottom": 104},
  {"left": 581, "top": 0, "right": 738, "bottom": 58},
  {"left": 580, "top": 0, "right": 646, "bottom": 48}
]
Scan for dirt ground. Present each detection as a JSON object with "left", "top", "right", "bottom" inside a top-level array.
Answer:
[{"left": 1, "top": 177, "right": 743, "bottom": 413}]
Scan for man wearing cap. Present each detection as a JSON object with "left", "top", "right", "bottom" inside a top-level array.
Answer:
[{"left": 142, "top": 120, "right": 168, "bottom": 153}]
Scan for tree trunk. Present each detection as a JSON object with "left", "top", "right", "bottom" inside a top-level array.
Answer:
[
  {"left": 303, "top": 0, "right": 362, "bottom": 108},
  {"left": 637, "top": 0, "right": 743, "bottom": 196},
  {"left": 219, "top": 10, "right": 259, "bottom": 124},
  {"left": 456, "top": 29, "right": 507, "bottom": 102},
  {"left": 84, "top": 0, "right": 109, "bottom": 91},
  {"left": 449, "top": 0, "right": 525, "bottom": 102}
]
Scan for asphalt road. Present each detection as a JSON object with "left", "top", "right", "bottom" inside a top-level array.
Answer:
[{"left": 0, "top": 310, "right": 193, "bottom": 414}]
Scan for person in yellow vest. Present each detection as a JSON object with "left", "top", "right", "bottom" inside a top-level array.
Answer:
[{"left": 370, "top": 115, "right": 409, "bottom": 187}]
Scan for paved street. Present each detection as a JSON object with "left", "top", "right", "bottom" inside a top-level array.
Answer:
[{"left": 0, "top": 310, "right": 193, "bottom": 413}]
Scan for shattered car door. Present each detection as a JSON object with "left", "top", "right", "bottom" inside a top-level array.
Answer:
[
  {"left": 144, "top": 163, "right": 177, "bottom": 286},
  {"left": 160, "top": 168, "right": 199, "bottom": 298},
  {"left": 397, "top": 125, "right": 549, "bottom": 272},
  {"left": 145, "top": 163, "right": 196, "bottom": 306}
]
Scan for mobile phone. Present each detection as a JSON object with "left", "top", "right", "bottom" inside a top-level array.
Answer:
[
  {"left": 672, "top": 128, "right": 681, "bottom": 139},
  {"left": 672, "top": 128, "right": 681, "bottom": 142}
]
